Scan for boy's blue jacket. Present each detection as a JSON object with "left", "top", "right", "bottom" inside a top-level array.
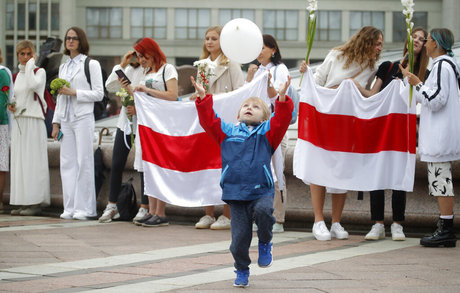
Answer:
[{"left": 195, "top": 94, "right": 294, "bottom": 202}]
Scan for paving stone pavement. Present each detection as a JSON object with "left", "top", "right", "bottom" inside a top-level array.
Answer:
[{"left": 1, "top": 214, "right": 460, "bottom": 293}]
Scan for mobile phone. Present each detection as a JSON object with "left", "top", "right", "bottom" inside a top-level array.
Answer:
[
  {"left": 115, "top": 69, "right": 131, "bottom": 84},
  {"left": 57, "top": 130, "right": 63, "bottom": 141}
]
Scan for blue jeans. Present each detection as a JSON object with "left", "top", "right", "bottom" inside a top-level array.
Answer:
[{"left": 228, "top": 195, "right": 275, "bottom": 271}]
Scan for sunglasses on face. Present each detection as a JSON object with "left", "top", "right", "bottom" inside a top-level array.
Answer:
[{"left": 65, "top": 36, "right": 79, "bottom": 41}]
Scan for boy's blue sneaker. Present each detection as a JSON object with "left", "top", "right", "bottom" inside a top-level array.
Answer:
[
  {"left": 233, "top": 269, "right": 249, "bottom": 287},
  {"left": 258, "top": 241, "right": 273, "bottom": 267}
]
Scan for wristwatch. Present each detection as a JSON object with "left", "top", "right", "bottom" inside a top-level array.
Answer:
[{"left": 415, "top": 82, "right": 423, "bottom": 92}]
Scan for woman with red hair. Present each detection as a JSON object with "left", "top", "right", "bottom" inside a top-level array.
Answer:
[{"left": 121, "top": 37, "right": 178, "bottom": 227}]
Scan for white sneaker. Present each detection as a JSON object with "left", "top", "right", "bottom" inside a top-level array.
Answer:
[
  {"left": 252, "top": 222, "right": 258, "bottom": 232},
  {"left": 60, "top": 211, "right": 73, "bottom": 220},
  {"left": 365, "top": 223, "right": 385, "bottom": 240},
  {"left": 98, "top": 205, "right": 120, "bottom": 223},
  {"left": 210, "top": 215, "right": 231, "bottom": 230},
  {"left": 312, "top": 221, "right": 331, "bottom": 241},
  {"left": 73, "top": 213, "right": 90, "bottom": 221},
  {"left": 391, "top": 223, "right": 406, "bottom": 241},
  {"left": 272, "top": 222, "right": 284, "bottom": 233},
  {"left": 330, "top": 222, "right": 349, "bottom": 239},
  {"left": 195, "top": 215, "right": 216, "bottom": 229},
  {"left": 133, "top": 207, "right": 149, "bottom": 222}
]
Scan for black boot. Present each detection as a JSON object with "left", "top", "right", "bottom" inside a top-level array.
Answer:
[{"left": 420, "top": 218, "right": 457, "bottom": 247}]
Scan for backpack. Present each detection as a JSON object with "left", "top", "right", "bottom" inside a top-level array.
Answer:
[
  {"left": 84, "top": 57, "right": 109, "bottom": 120},
  {"left": 13, "top": 68, "right": 56, "bottom": 137},
  {"left": 273, "top": 65, "right": 300, "bottom": 124},
  {"left": 116, "top": 177, "right": 139, "bottom": 221}
]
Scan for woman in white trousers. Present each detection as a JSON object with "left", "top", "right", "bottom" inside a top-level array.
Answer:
[{"left": 51, "top": 27, "right": 104, "bottom": 220}]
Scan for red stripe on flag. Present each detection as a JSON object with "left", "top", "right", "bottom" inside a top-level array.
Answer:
[
  {"left": 139, "top": 125, "right": 222, "bottom": 172},
  {"left": 298, "top": 102, "right": 417, "bottom": 154}
]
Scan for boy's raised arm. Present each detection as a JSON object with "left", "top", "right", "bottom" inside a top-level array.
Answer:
[{"left": 192, "top": 76, "right": 227, "bottom": 144}]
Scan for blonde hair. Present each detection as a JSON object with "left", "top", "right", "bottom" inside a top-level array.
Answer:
[
  {"left": 335, "top": 26, "right": 382, "bottom": 70},
  {"left": 16, "top": 40, "right": 36, "bottom": 56},
  {"left": 200, "top": 26, "right": 229, "bottom": 66},
  {"left": 237, "top": 97, "right": 271, "bottom": 122}
]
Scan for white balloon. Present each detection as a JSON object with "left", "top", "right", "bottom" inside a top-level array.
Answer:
[{"left": 220, "top": 18, "right": 263, "bottom": 64}]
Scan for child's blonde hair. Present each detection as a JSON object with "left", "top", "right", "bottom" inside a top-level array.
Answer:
[{"left": 237, "top": 97, "right": 271, "bottom": 122}]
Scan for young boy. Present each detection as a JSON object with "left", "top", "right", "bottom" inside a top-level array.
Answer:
[{"left": 192, "top": 76, "right": 294, "bottom": 287}]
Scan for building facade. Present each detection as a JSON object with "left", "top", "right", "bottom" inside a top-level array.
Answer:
[{"left": 1, "top": 0, "right": 459, "bottom": 73}]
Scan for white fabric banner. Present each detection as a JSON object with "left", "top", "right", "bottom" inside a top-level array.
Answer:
[
  {"left": 135, "top": 73, "right": 269, "bottom": 207},
  {"left": 293, "top": 68, "right": 417, "bottom": 192}
]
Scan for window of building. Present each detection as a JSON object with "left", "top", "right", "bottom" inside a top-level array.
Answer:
[
  {"left": 6, "top": 2, "right": 14, "bottom": 30},
  {"left": 316, "top": 10, "right": 341, "bottom": 41},
  {"left": 131, "top": 8, "right": 167, "bottom": 40},
  {"left": 350, "top": 11, "right": 384, "bottom": 36},
  {"left": 6, "top": 1, "right": 60, "bottom": 32},
  {"left": 29, "top": 3, "right": 37, "bottom": 30},
  {"left": 175, "top": 8, "right": 211, "bottom": 40},
  {"left": 86, "top": 7, "right": 122, "bottom": 39},
  {"left": 263, "top": 10, "right": 298, "bottom": 41},
  {"left": 393, "top": 11, "right": 427, "bottom": 42},
  {"left": 219, "top": 9, "right": 255, "bottom": 26}
]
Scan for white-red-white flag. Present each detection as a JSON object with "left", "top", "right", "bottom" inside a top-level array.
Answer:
[
  {"left": 135, "top": 73, "right": 269, "bottom": 207},
  {"left": 293, "top": 68, "right": 416, "bottom": 191}
]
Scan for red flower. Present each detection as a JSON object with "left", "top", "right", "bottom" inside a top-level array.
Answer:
[{"left": 1, "top": 86, "right": 8, "bottom": 93}]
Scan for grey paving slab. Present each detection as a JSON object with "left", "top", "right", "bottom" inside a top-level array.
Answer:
[{"left": 1, "top": 214, "right": 459, "bottom": 293}]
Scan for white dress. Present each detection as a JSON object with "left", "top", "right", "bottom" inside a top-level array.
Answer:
[{"left": 9, "top": 59, "right": 50, "bottom": 206}]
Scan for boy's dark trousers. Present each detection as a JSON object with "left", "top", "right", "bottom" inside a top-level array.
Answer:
[{"left": 229, "top": 195, "right": 275, "bottom": 271}]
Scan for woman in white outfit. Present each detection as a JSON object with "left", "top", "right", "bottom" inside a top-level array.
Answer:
[
  {"left": 300, "top": 26, "right": 383, "bottom": 240},
  {"left": 51, "top": 27, "right": 104, "bottom": 220},
  {"left": 246, "top": 34, "right": 290, "bottom": 233},
  {"left": 9, "top": 40, "right": 50, "bottom": 216},
  {"left": 193, "top": 26, "right": 244, "bottom": 230},
  {"left": 401, "top": 28, "right": 460, "bottom": 248}
]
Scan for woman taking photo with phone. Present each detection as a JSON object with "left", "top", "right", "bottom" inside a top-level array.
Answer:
[
  {"left": 52, "top": 27, "right": 104, "bottom": 220},
  {"left": 99, "top": 43, "right": 149, "bottom": 223}
]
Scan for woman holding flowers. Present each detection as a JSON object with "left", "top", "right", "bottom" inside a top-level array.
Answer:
[
  {"left": 0, "top": 48, "right": 12, "bottom": 212},
  {"left": 353, "top": 27, "right": 429, "bottom": 242},
  {"left": 51, "top": 27, "right": 104, "bottom": 220},
  {"left": 9, "top": 40, "right": 50, "bottom": 216},
  {"left": 300, "top": 26, "right": 383, "bottom": 241},
  {"left": 192, "top": 26, "right": 244, "bottom": 230},
  {"left": 245, "top": 34, "right": 290, "bottom": 233},
  {"left": 401, "top": 28, "right": 460, "bottom": 248},
  {"left": 98, "top": 44, "right": 150, "bottom": 223},
  {"left": 121, "top": 37, "right": 178, "bottom": 227}
]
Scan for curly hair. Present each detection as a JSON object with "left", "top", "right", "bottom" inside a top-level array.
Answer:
[
  {"left": 336, "top": 26, "right": 383, "bottom": 70},
  {"left": 200, "top": 26, "right": 229, "bottom": 66}
]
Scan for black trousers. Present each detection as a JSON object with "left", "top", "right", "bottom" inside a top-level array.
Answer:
[
  {"left": 108, "top": 128, "right": 148, "bottom": 205},
  {"left": 369, "top": 190, "right": 406, "bottom": 222}
]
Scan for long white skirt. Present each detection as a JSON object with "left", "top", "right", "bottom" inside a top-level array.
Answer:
[{"left": 9, "top": 116, "right": 50, "bottom": 206}]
